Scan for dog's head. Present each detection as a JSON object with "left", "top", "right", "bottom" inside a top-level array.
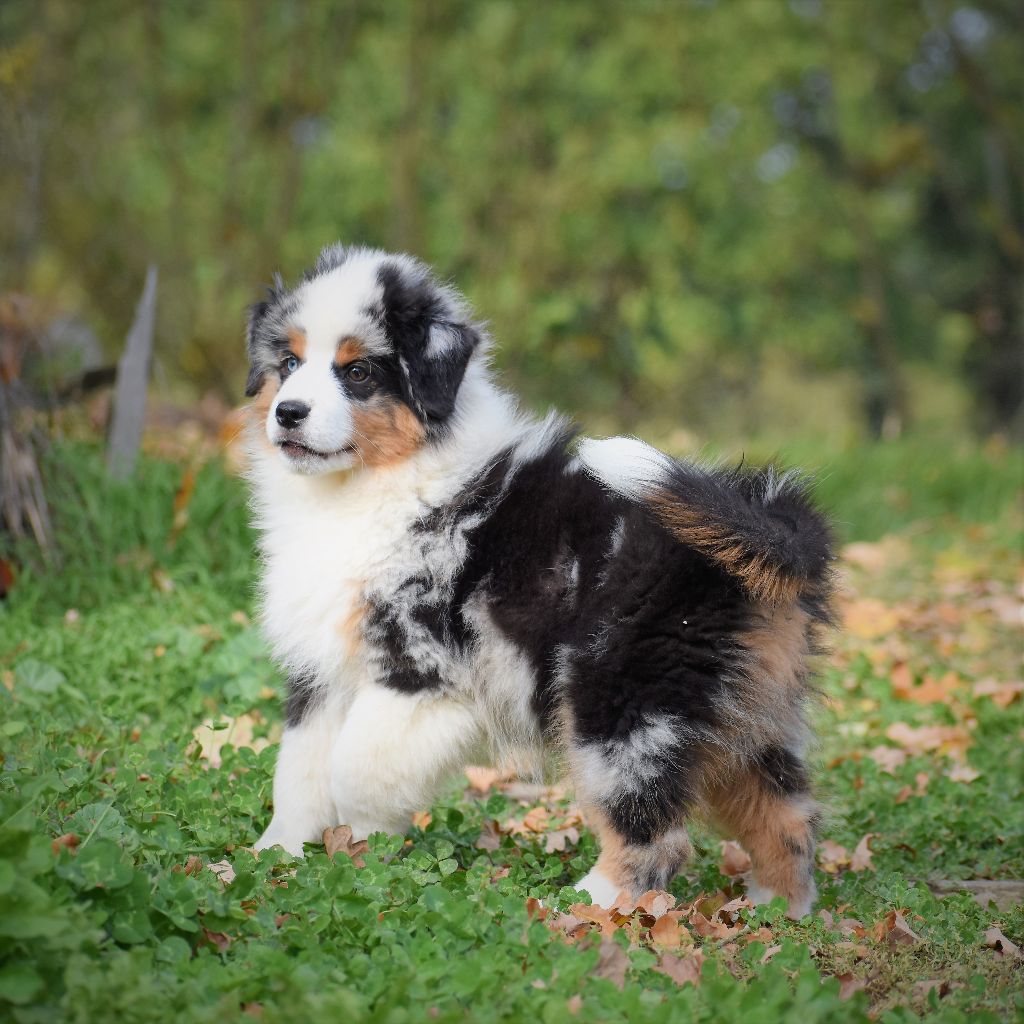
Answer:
[{"left": 245, "top": 245, "right": 482, "bottom": 474}]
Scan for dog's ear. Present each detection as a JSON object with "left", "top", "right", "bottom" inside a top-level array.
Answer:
[
  {"left": 399, "top": 319, "right": 480, "bottom": 422},
  {"left": 244, "top": 280, "right": 283, "bottom": 398},
  {"left": 377, "top": 260, "right": 480, "bottom": 423},
  {"left": 244, "top": 300, "right": 270, "bottom": 397}
]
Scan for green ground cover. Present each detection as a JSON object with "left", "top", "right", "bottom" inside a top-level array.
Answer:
[{"left": 1, "top": 439, "right": 1021, "bottom": 1023}]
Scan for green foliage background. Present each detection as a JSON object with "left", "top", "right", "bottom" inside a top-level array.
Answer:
[{"left": 1, "top": 0, "right": 1021, "bottom": 440}]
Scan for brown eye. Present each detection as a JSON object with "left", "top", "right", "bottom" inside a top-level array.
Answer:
[{"left": 347, "top": 362, "right": 370, "bottom": 383}]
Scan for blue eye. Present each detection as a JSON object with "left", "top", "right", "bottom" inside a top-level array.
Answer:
[{"left": 283, "top": 355, "right": 300, "bottom": 373}]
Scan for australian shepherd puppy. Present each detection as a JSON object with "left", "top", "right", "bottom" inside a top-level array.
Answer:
[{"left": 246, "top": 244, "right": 834, "bottom": 917}]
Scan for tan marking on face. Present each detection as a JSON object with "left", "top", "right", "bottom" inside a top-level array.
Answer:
[
  {"left": 334, "top": 337, "right": 365, "bottom": 367},
  {"left": 702, "top": 765, "right": 819, "bottom": 913},
  {"left": 647, "top": 490, "right": 800, "bottom": 605},
  {"left": 287, "top": 328, "right": 307, "bottom": 361},
  {"left": 349, "top": 397, "right": 425, "bottom": 467}
]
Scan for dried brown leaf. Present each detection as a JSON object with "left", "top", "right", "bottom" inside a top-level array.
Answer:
[
  {"left": 653, "top": 949, "right": 705, "bottom": 987},
  {"left": 945, "top": 763, "right": 980, "bottom": 784},
  {"left": 475, "top": 819, "right": 505, "bottom": 851},
  {"left": 972, "top": 679, "right": 1024, "bottom": 708},
  {"left": 867, "top": 745, "right": 907, "bottom": 774},
  {"left": 322, "top": 825, "right": 369, "bottom": 867},
  {"left": 850, "top": 833, "right": 877, "bottom": 873},
  {"left": 837, "top": 973, "right": 867, "bottom": 1001},
  {"left": 818, "top": 839, "right": 850, "bottom": 873},
  {"left": 464, "top": 766, "right": 509, "bottom": 793},
  {"left": 636, "top": 890, "right": 676, "bottom": 919},
  {"left": 543, "top": 826, "right": 580, "bottom": 853},
  {"left": 594, "top": 937, "right": 628, "bottom": 989},
  {"left": 51, "top": 833, "right": 80, "bottom": 856},
  {"left": 650, "top": 912, "right": 690, "bottom": 949},
  {"left": 983, "top": 926, "right": 1022, "bottom": 958},
  {"left": 208, "top": 859, "right": 236, "bottom": 884}
]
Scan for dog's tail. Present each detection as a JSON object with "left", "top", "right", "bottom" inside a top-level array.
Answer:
[{"left": 578, "top": 437, "right": 834, "bottom": 608}]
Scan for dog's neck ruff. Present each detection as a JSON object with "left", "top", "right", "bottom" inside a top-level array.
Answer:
[{"left": 247, "top": 365, "right": 559, "bottom": 698}]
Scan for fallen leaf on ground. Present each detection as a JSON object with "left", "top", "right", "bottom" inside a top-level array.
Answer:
[
  {"left": 867, "top": 745, "right": 907, "bottom": 774},
  {"left": 983, "top": 926, "right": 1021, "bottom": 958},
  {"left": 884, "top": 722, "right": 972, "bottom": 760},
  {"left": 464, "top": 766, "right": 512, "bottom": 793},
  {"left": 893, "top": 669, "right": 963, "bottom": 705},
  {"left": 544, "top": 826, "right": 580, "bottom": 853},
  {"left": 872, "top": 910, "right": 920, "bottom": 946},
  {"left": 913, "top": 979, "right": 956, "bottom": 999},
  {"left": 720, "top": 840, "right": 752, "bottom": 876},
  {"left": 842, "top": 537, "right": 909, "bottom": 572},
  {"left": 524, "top": 806, "right": 554, "bottom": 832},
  {"left": 322, "top": 825, "right": 369, "bottom": 867},
  {"left": 971, "top": 679, "right": 1024, "bottom": 708},
  {"left": 51, "top": 833, "right": 80, "bottom": 855},
  {"left": 475, "top": 819, "right": 505, "bottom": 851},
  {"left": 200, "top": 927, "right": 231, "bottom": 952},
  {"left": 843, "top": 598, "right": 903, "bottom": 639},
  {"left": 945, "top": 763, "right": 980, "bottom": 783},
  {"left": 594, "top": 938, "right": 628, "bottom": 989},
  {"left": 208, "top": 859, "right": 236, "bottom": 884},
  {"left": 837, "top": 973, "right": 867, "bottom": 1000},
  {"left": 636, "top": 890, "right": 676, "bottom": 919},
  {"left": 653, "top": 949, "right": 704, "bottom": 987},
  {"left": 571, "top": 902, "right": 622, "bottom": 938},
  {"left": 649, "top": 913, "right": 688, "bottom": 949},
  {"left": 850, "top": 834, "right": 877, "bottom": 872},
  {"left": 191, "top": 713, "right": 278, "bottom": 769},
  {"left": 818, "top": 840, "right": 850, "bottom": 873}
]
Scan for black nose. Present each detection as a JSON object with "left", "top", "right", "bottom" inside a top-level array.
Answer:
[{"left": 275, "top": 400, "right": 310, "bottom": 429}]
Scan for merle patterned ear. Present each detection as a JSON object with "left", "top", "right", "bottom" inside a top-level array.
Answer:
[
  {"left": 243, "top": 281, "right": 282, "bottom": 397},
  {"left": 400, "top": 320, "right": 479, "bottom": 421},
  {"left": 244, "top": 300, "right": 270, "bottom": 397}
]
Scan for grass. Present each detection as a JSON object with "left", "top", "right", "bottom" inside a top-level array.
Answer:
[{"left": 1, "top": 438, "right": 1021, "bottom": 1023}]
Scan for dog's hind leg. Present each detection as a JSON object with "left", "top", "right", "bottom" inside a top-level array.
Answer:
[
  {"left": 566, "top": 716, "right": 698, "bottom": 907},
  {"left": 702, "top": 746, "right": 821, "bottom": 919},
  {"left": 328, "top": 685, "right": 482, "bottom": 841}
]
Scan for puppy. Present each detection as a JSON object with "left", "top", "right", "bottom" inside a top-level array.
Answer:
[{"left": 246, "top": 244, "right": 834, "bottom": 916}]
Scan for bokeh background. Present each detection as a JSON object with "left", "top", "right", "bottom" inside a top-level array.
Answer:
[{"left": 2, "top": 0, "right": 1022, "bottom": 447}]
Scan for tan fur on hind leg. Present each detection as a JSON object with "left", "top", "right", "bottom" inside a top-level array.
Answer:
[{"left": 704, "top": 770, "right": 819, "bottom": 919}]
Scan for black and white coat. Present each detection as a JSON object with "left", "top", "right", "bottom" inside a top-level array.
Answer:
[{"left": 246, "top": 245, "right": 834, "bottom": 916}]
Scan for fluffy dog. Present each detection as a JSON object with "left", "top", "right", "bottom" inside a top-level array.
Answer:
[{"left": 246, "top": 244, "right": 834, "bottom": 916}]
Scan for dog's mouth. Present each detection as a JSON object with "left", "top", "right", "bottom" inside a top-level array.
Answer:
[{"left": 278, "top": 440, "right": 356, "bottom": 460}]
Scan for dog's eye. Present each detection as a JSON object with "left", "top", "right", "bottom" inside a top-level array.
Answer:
[
  {"left": 282, "top": 355, "right": 300, "bottom": 374},
  {"left": 347, "top": 362, "right": 371, "bottom": 383}
]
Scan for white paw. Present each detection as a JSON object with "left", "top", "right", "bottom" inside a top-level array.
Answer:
[
  {"left": 745, "top": 878, "right": 815, "bottom": 920},
  {"left": 575, "top": 868, "right": 626, "bottom": 910},
  {"left": 253, "top": 830, "right": 308, "bottom": 858}
]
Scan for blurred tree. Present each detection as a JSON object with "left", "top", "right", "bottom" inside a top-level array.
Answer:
[{"left": 0, "top": 0, "right": 1020, "bottom": 438}]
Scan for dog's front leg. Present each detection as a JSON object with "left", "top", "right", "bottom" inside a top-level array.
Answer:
[
  {"left": 254, "top": 689, "right": 346, "bottom": 857},
  {"left": 328, "top": 685, "right": 481, "bottom": 840}
]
